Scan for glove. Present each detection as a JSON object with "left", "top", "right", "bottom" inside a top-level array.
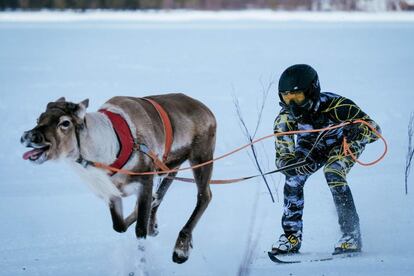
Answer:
[
  {"left": 295, "top": 147, "right": 325, "bottom": 166},
  {"left": 279, "top": 147, "right": 324, "bottom": 177},
  {"left": 280, "top": 157, "right": 319, "bottom": 177},
  {"left": 343, "top": 123, "right": 362, "bottom": 142}
]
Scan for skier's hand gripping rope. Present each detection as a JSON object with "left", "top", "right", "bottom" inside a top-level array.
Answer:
[
  {"left": 280, "top": 128, "right": 332, "bottom": 176},
  {"left": 342, "top": 122, "right": 363, "bottom": 142}
]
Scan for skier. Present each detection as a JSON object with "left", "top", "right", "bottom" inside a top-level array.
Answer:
[{"left": 271, "top": 64, "right": 381, "bottom": 255}]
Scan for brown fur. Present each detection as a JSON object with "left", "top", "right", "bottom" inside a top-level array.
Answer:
[{"left": 21, "top": 93, "right": 217, "bottom": 264}]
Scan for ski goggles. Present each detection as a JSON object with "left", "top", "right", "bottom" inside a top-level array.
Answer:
[{"left": 280, "top": 90, "right": 306, "bottom": 105}]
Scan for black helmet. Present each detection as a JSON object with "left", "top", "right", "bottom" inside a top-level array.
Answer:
[{"left": 278, "top": 64, "right": 321, "bottom": 119}]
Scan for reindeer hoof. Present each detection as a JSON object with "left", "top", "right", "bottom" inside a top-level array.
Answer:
[
  {"left": 148, "top": 218, "right": 159, "bottom": 237},
  {"left": 135, "top": 227, "right": 147, "bottom": 239},
  {"left": 172, "top": 251, "right": 189, "bottom": 264},
  {"left": 113, "top": 224, "right": 127, "bottom": 233},
  {"left": 172, "top": 231, "right": 192, "bottom": 264},
  {"left": 149, "top": 226, "right": 159, "bottom": 237}
]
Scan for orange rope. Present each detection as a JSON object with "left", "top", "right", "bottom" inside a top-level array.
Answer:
[
  {"left": 342, "top": 119, "right": 388, "bottom": 166},
  {"left": 93, "top": 120, "right": 387, "bottom": 177}
]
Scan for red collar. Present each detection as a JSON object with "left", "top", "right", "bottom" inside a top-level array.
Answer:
[{"left": 99, "top": 109, "right": 134, "bottom": 174}]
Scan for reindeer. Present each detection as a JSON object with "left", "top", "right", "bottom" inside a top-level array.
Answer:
[{"left": 20, "top": 93, "right": 216, "bottom": 264}]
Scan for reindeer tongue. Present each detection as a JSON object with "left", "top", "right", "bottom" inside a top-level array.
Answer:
[{"left": 23, "top": 148, "right": 44, "bottom": 160}]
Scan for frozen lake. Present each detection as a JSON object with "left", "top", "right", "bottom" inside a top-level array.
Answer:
[{"left": 1, "top": 12, "right": 414, "bottom": 276}]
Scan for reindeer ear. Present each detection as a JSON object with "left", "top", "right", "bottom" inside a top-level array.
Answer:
[
  {"left": 56, "top": 97, "right": 66, "bottom": 102},
  {"left": 76, "top": 99, "right": 89, "bottom": 119},
  {"left": 80, "top": 99, "right": 89, "bottom": 109}
]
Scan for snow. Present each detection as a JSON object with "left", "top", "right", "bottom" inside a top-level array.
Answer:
[{"left": 1, "top": 11, "right": 414, "bottom": 276}]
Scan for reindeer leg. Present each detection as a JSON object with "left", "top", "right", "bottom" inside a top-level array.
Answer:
[
  {"left": 173, "top": 160, "right": 213, "bottom": 264},
  {"left": 134, "top": 175, "right": 154, "bottom": 239},
  {"left": 149, "top": 171, "right": 178, "bottom": 237},
  {"left": 111, "top": 185, "right": 151, "bottom": 233},
  {"left": 124, "top": 201, "right": 138, "bottom": 229},
  {"left": 109, "top": 197, "right": 127, "bottom": 233}
]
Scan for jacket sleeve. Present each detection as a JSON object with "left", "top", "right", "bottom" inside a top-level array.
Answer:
[
  {"left": 322, "top": 96, "right": 381, "bottom": 145},
  {"left": 273, "top": 110, "right": 297, "bottom": 170}
]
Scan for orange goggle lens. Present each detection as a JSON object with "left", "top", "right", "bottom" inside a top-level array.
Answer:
[{"left": 280, "top": 91, "right": 306, "bottom": 105}]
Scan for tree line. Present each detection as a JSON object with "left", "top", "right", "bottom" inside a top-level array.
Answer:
[{"left": 1, "top": 0, "right": 413, "bottom": 11}]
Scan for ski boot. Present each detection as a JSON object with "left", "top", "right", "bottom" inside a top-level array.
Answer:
[
  {"left": 333, "top": 230, "right": 362, "bottom": 255},
  {"left": 270, "top": 233, "right": 302, "bottom": 255}
]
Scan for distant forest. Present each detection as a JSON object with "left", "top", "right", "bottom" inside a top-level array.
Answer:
[{"left": 1, "top": 0, "right": 414, "bottom": 11}]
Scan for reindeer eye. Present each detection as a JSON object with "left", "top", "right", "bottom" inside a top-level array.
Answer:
[{"left": 59, "top": 120, "right": 71, "bottom": 129}]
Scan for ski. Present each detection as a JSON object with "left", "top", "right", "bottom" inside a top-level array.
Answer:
[{"left": 267, "top": 251, "right": 360, "bottom": 264}]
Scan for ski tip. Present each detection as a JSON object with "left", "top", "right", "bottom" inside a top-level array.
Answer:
[
  {"left": 267, "top": 251, "right": 300, "bottom": 264},
  {"left": 267, "top": 251, "right": 282, "bottom": 263}
]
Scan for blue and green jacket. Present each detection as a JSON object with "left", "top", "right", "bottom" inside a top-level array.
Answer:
[{"left": 273, "top": 92, "right": 381, "bottom": 170}]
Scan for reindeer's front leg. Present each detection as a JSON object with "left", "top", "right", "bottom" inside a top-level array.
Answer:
[
  {"left": 135, "top": 175, "right": 154, "bottom": 239},
  {"left": 110, "top": 197, "right": 139, "bottom": 233},
  {"left": 125, "top": 201, "right": 138, "bottom": 228},
  {"left": 109, "top": 197, "right": 127, "bottom": 233}
]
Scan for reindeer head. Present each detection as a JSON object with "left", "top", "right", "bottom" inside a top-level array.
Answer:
[{"left": 21, "top": 97, "right": 89, "bottom": 164}]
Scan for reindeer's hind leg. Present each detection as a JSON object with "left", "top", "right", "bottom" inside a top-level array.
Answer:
[
  {"left": 149, "top": 157, "right": 186, "bottom": 237},
  {"left": 172, "top": 154, "right": 213, "bottom": 264},
  {"left": 149, "top": 171, "right": 178, "bottom": 237}
]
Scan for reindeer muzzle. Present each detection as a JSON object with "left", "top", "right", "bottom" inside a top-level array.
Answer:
[{"left": 21, "top": 130, "right": 50, "bottom": 163}]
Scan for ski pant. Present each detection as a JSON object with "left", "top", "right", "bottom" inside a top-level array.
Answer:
[{"left": 282, "top": 142, "right": 364, "bottom": 237}]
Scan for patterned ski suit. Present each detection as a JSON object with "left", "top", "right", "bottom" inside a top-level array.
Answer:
[{"left": 273, "top": 92, "right": 381, "bottom": 237}]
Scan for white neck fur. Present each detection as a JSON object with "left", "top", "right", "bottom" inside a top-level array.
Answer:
[
  {"left": 69, "top": 112, "right": 122, "bottom": 202},
  {"left": 79, "top": 112, "right": 119, "bottom": 165}
]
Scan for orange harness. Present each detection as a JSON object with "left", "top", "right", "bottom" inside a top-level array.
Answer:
[{"left": 141, "top": 98, "right": 173, "bottom": 163}]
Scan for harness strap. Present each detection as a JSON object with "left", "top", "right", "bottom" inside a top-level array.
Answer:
[
  {"left": 142, "top": 97, "right": 173, "bottom": 163},
  {"left": 137, "top": 143, "right": 171, "bottom": 172},
  {"left": 99, "top": 109, "right": 135, "bottom": 175},
  {"left": 75, "top": 122, "right": 91, "bottom": 168}
]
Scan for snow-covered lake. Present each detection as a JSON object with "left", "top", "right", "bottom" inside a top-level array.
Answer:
[{"left": 1, "top": 11, "right": 413, "bottom": 276}]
